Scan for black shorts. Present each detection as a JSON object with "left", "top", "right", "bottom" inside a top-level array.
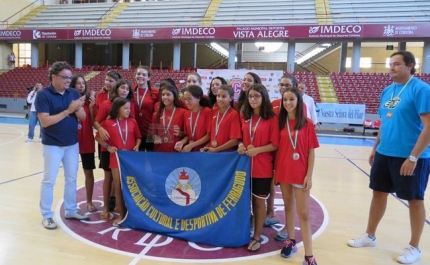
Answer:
[
  {"left": 100, "top": 151, "right": 111, "bottom": 172},
  {"left": 251, "top": 177, "right": 272, "bottom": 198},
  {"left": 370, "top": 152, "right": 430, "bottom": 200},
  {"left": 80, "top": 153, "right": 95, "bottom": 170},
  {"left": 139, "top": 136, "right": 154, "bottom": 151}
]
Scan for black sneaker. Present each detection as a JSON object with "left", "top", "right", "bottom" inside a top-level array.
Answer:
[{"left": 281, "top": 239, "right": 297, "bottom": 258}]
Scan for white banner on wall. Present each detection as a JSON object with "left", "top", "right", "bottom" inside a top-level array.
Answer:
[
  {"left": 317, "top": 103, "right": 366, "bottom": 124},
  {"left": 197, "top": 69, "right": 284, "bottom": 101}
]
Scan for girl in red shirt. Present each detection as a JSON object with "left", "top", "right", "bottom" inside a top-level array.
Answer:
[
  {"left": 275, "top": 87, "right": 319, "bottom": 265},
  {"left": 151, "top": 84, "right": 186, "bottom": 152},
  {"left": 237, "top": 84, "right": 279, "bottom": 252},
  {"left": 201, "top": 85, "right": 241, "bottom": 152},
  {"left": 96, "top": 97, "right": 142, "bottom": 227},
  {"left": 207, "top": 76, "right": 227, "bottom": 109},
  {"left": 94, "top": 79, "right": 134, "bottom": 221},
  {"left": 133, "top": 66, "right": 159, "bottom": 151},
  {"left": 94, "top": 70, "right": 122, "bottom": 118},
  {"left": 175, "top": 85, "right": 212, "bottom": 152},
  {"left": 70, "top": 75, "right": 97, "bottom": 212}
]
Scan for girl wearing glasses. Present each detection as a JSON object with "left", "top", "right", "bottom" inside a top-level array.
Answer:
[
  {"left": 275, "top": 87, "right": 319, "bottom": 265},
  {"left": 201, "top": 85, "right": 241, "bottom": 152},
  {"left": 151, "top": 84, "right": 187, "bottom": 152},
  {"left": 237, "top": 84, "right": 279, "bottom": 252},
  {"left": 174, "top": 85, "right": 212, "bottom": 152},
  {"left": 235, "top": 72, "right": 262, "bottom": 114},
  {"left": 208, "top": 76, "right": 227, "bottom": 109},
  {"left": 133, "top": 66, "right": 159, "bottom": 151},
  {"left": 272, "top": 74, "right": 298, "bottom": 115}
]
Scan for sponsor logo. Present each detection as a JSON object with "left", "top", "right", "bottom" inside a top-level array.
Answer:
[
  {"left": 74, "top": 29, "right": 112, "bottom": 39},
  {"left": 308, "top": 25, "right": 362, "bottom": 37},
  {"left": 382, "top": 24, "right": 417, "bottom": 36},
  {"left": 171, "top": 27, "right": 216, "bottom": 39},
  {"left": 132, "top": 29, "right": 156, "bottom": 39},
  {"left": 33, "top": 30, "right": 41, "bottom": 39},
  {"left": 0, "top": 30, "right": 22, "bottom": 38},
  {"left": 33, "top": 30, "right": 57, "bottom": 40}
]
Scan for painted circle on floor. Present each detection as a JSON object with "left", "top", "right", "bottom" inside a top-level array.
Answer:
[{"left": 56, "top": 180, "right": 328, "bottom": 263}]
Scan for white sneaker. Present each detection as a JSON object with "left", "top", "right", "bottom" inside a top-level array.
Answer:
[
  {"left": 397, "top": 245, "right": 421, "bottom": 264},
  {"left": 65, "top": 211, "right": 89, "bottom": 220},
  {"left": 42, "top": 218, "right": 57, "bottom": 230},
  {"left": 25, "top": 138, "right": 33, "bottom": 142},
  {"left": 347, "top": 233, "right": 376, "bottom": 248}
]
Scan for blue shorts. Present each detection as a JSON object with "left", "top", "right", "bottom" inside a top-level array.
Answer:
[{"left": 369, "top": 152, "right": 430, "bottom": 200}]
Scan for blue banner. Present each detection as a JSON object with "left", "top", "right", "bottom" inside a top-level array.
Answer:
[{"left": 117, "top": 151, "right": 251, "bottom": 247}]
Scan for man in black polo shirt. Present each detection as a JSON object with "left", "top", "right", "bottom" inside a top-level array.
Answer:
[{"left": 35, "top": 62, "right": 89, "bottom": 229}]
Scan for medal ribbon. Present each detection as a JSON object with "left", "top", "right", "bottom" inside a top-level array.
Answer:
[
  {"left": 389, "top": 76, "right": 413, "bottom": 107},
  {"left": 189, "top": 109, "right": 201, "bottom": 140},
  {"left": 248, "top": 116, "right": 262, "bottom": 144},
  {"left": 136, "top": 87, "right": 149, "bottom": 110},
  {"left": 116, "top": 118, "right": 128, "bottom": 149},
  {"left": 163, "top": 107, "right": 176, "bottom": 136},
  {"left": 215, "top": 106, "right": 230, "bottom": 138},
  {"left": 286, "top": 117, "right": 298, "bottom": 151}
]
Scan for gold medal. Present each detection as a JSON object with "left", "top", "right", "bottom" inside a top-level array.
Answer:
[
  {"left": 163, "top": 137, "right": 169, "bottom": 143},
  {"left": 211, "top": 140, "right": 217, "bottom": 147},
  {"left": 386, "top": 112, "right": 393, "bottom": 118},
  {"left": 139, "top": 112, "right": 143, "bottom": 117},
  {"left": 247, "top": 144, "right": 254, "bottom": 150}
]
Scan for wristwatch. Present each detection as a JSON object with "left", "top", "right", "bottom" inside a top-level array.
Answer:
[{"left": 408, "top": 155, "right": 418, "bottom": 163}]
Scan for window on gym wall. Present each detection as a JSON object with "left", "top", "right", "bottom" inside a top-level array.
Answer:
[
  {"left": 18, "top": 43, "right": 31, "bottom": 67},
  {"left": 345, "top": 57, "right": 372, "bottom": 68}
]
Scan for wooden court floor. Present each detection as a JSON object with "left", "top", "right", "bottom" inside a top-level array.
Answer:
[{"left": 0, "top": 122, "right": 429, "bottom": 265}]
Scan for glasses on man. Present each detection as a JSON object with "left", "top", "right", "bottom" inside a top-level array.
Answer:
[
  {"left": 56, "top": 74, "right": 73, "bottom": 80},
  {"left": 278, "top": 83, "right": 292, "bottom": 88},
  {"left": 248, "top": 94, "right": 262, "bottom": 100}
]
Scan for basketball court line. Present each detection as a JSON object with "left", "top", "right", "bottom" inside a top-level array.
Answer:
[{"left": 334, "top": 148, "right": 430, "bottom": 225}]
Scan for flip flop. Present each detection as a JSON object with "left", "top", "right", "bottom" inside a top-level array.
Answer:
[
  {"left": 264, "top": 219, "right": 280, "bottom": 227},
  {"left": 274, "top": 232, "right": 288, "bottom": 241},
  {"left": 247, "top": 238, "right": 263, "bottom": 252}
]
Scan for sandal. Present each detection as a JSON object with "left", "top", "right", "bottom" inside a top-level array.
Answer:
[
  {"left": 247, "top": 238, "right": 263, "bottom": 252},
  {"left": 264, "top": 218, "right": 280, "bottom": 227},
  {"left": 274, "top": 231, "right": 288, "bottom": 241},
  {"left": 100, "top": 212, "right": 113, "bottom": 221}
]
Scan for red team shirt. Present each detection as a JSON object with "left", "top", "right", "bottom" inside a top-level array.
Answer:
[
  {"left": 77, "top": 102, "right": 95, "bottom": 154},
  {"left": 133, "top": 87, "right": 159, "bottom": 138},
  {"left": 275, "top": 118, "right": 319, "bottom": 185},
  {"left": 241, "top": 114, "right": 280, "bottom": 178},
  {"left": 99, "top": 118, "right": 142, "bottom": 169},
  {"left": 183, "top": 107, "right": 212, "bottom": 151},
  {"left": 94, "top": 89, "right": 109, "bottom": 117},
  {"left": 209, "top": 108, "right": 242, "bottom": 151},
  {"left": 151, "top": 108, "right": 187, "bottom": 152}
]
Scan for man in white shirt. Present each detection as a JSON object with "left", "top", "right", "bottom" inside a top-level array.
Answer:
[
  {"left": 298, "top": 82, "right": 319, "bottom": 127},
  {"left": 26, "top": 81, "right": 44, "bottom": 142}
]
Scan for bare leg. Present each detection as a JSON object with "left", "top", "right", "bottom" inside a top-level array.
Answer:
[
  {"left": 83, "top": 169, "right": 96, "bottom": 211},
  {"left": 280, "top": 183, "right": 295, "bottom": 237},
  {"left": 101, "top": 170, "right": 112, "bottom": 220},
  {"left": 248, "top": 196, "right": 266, "bottom": 251},
  {"left": 294, "top": 186, "right": 312, "bottom": 256},
  {"left": 365, "top": 190, "right": 389, "bottom": 237},
  {"left": 111, "top": 169, "right": 126, "bottom": 222},
  {"left": 266, "top": 181, "right": 276, "bottom": 219},
  {"left": 408, "top": 200, "right": 425, "bottom": 248}
]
